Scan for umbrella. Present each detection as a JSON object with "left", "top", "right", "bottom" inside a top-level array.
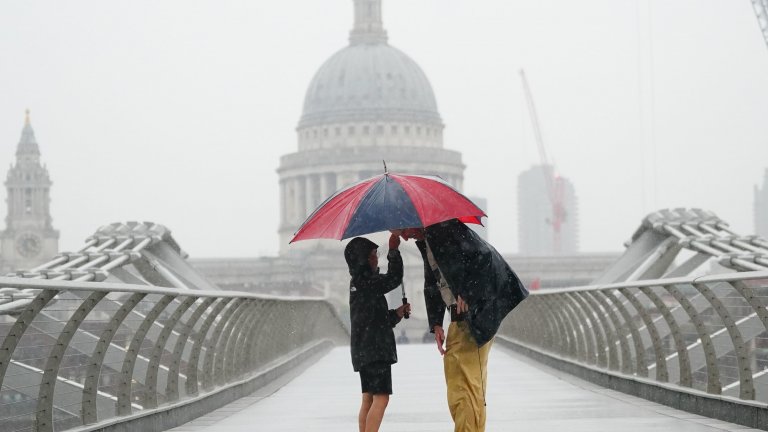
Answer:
[{"left": 290, "top": 172, "right": 486, "bottom": 243}]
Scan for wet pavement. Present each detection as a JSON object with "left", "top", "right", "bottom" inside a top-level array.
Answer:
[{"left": 170, "top": 344, "right": 761, "bottom": 431}]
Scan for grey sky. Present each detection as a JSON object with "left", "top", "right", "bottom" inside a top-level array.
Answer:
[{"left": 1, "top": 0, "right": 767, "bottom": 258}]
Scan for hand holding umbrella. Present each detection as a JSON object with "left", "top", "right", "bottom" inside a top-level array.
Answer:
[
  {"left": 401, "top": 283, "right": 410, "bottom": 319},
  {"left": 388, "top": 233, "right": 410, "bottom": 319}
]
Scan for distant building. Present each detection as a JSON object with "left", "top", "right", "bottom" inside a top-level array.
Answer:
[
  {"left": 756, "top": 169, "right": 768, "bottom": 238},
  {"left": 0, "top": 111, "right": 59, "bottom": 272},
  {"left": 517, "top": 165, "right": 578, "bottom": 255}
]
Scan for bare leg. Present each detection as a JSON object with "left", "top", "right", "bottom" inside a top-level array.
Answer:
[
  {"left": 365, "top": 394, "right": 390, "bottom": 432},
  {"left": 359, "top": 393, "right": 373, "bottom": 432}
]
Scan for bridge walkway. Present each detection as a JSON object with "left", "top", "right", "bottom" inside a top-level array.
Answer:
[{"left": 169, "top": 344, "right": 760, "bottom": 431}]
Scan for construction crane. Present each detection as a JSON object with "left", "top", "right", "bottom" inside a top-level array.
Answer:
[
  {"left": 519, "top": 69, "right": 566, "bottom": 255},
  {"left": 753, "top": 0, "right": 768, "bottom": 50}
]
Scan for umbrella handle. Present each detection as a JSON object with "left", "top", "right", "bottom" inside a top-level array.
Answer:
[{"left": 402, "top": 297, "right": 410, "bottom": 319}]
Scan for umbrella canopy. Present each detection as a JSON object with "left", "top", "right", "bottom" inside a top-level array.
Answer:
[{"left": 290, "top": 173, "right": 486, "bottom": 243}]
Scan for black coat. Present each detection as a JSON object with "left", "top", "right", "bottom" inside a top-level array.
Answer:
[
  {"left": 420, "top": 219, "right": 529, "bottom": 346},
  {"left": 349, "top": 250, "right": 404, "bottom": 371}
]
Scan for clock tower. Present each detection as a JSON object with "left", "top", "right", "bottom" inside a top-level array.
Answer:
[{"left": 0, "top": 110, "right": 59, "bottom": 272}]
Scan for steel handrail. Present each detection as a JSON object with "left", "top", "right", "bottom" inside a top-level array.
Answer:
[
  {"left": 500, "top": 270, "right": 768, "bottom": 403},
  {"left": 0, "top": 278, "right": 348, "bottom": 432},
  {"left": 530, "top": 270, "right": 768, "bottom": 295},
  {"left": 0, "top": 276, "right": 325, "bottom": 302}
]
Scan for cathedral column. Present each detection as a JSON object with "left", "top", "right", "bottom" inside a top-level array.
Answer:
[
  {"left": 292, "top": 176, "right": 304, "bottom": 224},
  {"left": 279, "top": 179, "right": 286, "bottom": 226},
  {"left": 305, "top": 175, "right": 315, "bottom": 217},
  {"left": 312, "top": 174, "right": 322, "bottom": 208},
  {"left": 319, "top": 173, "right": 332, "bottom": 202}
]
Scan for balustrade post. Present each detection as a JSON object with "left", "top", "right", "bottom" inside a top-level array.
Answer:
[
  {"left": 619, "top": 288, "right": 668, "bottom": 382},
  {"left": 143, "top": 296, "right": 198, "bottom": 409},
  {"left": 638, "top": 286, "right": 692, "bottom": 387},
  {"left": 185, "top": 298, "right": 233, "bottom": 397},
  {"left": 589, "top": 290, "right": 631, "bottom": 373},
  {"left": 693, "top": 282, "right": 755, "bottom": 400},
  {"left": 563, "top": 293, "right": 600, "bottom": 365},
  {"left": 117, "top": 295, "right": 176, "bottom": 416},
  {"left": 576, "top": 291, "right": 615, "bottom": 369},
  {"left": 166, "top": 298, "right": 217, "bottom": 402},
  {"left": 36, "top": 291, "right": 106, "bottom": 432},
  {"left": 214, "top": 300, "right": 258, "bottom": 386},
  {"left": 553, "top": 294, "right": 588, "bottom": 363},
  {"left": 603, "top": 289, "right": 648, "bottom": 377},
  {"left": 82, "top": 292, "right": 146, "bottom": 424}
]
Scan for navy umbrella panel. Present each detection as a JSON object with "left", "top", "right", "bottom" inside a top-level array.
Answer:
[
  {"left": 290, "top": 173, "right": 486, "bottom": 242},
  {"left": 343, "top": 175, "right": 423, "bottom": 238}
]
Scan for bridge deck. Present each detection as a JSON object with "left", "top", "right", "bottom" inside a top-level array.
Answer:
[{"left": 170, "top": 344, "right": 760, "bottom": 431}]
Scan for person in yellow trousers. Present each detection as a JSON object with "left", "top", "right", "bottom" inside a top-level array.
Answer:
[{"left": 394, "top": 220, "right": 528, "bottom": 432}]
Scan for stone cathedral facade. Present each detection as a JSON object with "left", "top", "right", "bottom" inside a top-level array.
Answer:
[
  {"left": 0, "top": 111, "right": 59, "bottom": 272},
  {"left": 276, "top": 0, "right": 466, "bottom": 253}
]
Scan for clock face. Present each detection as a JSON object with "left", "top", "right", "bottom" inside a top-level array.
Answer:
[{"left": 15, "top": 232, "right": 42, "bottom": 258}]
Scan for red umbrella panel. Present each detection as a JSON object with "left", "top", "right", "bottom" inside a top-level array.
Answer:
[{"left": 290, "top": 173, "right": 486, "bottom": 242}]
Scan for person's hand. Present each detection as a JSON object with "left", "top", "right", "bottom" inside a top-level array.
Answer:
[
  {"left": 395, "top": 302, "right": 411, "bottom": 318},
  {"left": 433, "top": 325, "right": 446, "bottom": 355},
  {"left": 456, "top": 295, "right": 469, "bottom": 314},
  {"left": 388, "top": 233, "right": 401, "bottom": 250}
]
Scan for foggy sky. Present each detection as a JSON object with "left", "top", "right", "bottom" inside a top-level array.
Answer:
[{"left": 1, "top": 0, "right": 767, "bottom": 258}]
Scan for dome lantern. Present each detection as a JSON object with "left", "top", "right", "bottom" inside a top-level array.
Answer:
[{"left": 350, "top": 0, "right": 388, "bottom": 45}]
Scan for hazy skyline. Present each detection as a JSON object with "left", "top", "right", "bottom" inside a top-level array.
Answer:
[{"left": 1, "top": 0, "right": 767, "bottom": 257}]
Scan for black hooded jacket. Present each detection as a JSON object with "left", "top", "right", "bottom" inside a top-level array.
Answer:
[
  {"left": 346, "top": 238, "right": 404, "bottom": 371},
  {"left": 418, "top": 219, "right": 529, "bottom": 346}
]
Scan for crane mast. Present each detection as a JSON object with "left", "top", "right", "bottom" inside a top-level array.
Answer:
[
  {"left": 519, "top": 69, "right": 566, "bottom": 254},
  {"left": 753, "top": 0, "right": 768, "bottom": 49}
]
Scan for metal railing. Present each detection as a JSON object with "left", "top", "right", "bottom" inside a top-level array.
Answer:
[
  {"left": 0, "top": 277, "right": 348, "bottom": 432},
  {"left": 500, "top": 270, "right": 768, "bottom": 402}
]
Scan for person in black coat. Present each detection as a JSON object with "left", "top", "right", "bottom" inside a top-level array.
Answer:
[
  {"left": 345, "top": 234, "right": 411, "bottom": 432},
  {"left": 393, "top": 219, "right": 528, "bottom": 432},
  {"left": 420, "top": 219, "right": 529, "bottom": 346}
]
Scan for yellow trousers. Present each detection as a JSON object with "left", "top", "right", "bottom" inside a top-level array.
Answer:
[{"left": 444, "top": 321, "right": 492, "bottom": 432}]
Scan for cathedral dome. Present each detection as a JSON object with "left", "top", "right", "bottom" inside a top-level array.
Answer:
[
  {"left": 298, "top": 44, "right": 442, "bottom": 128},
  {"left": 297, "top": 0, "right": 442, "bottom": 129},
  {"left": 278, "top": 1, "right": 464, "bottom": 254}
]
